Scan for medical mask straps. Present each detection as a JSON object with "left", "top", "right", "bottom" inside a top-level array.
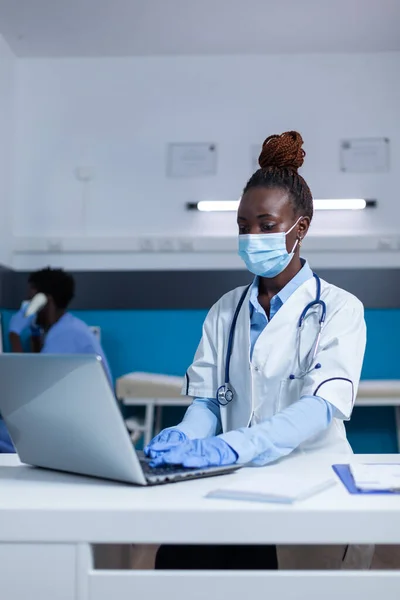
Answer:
[{"left": 238, "top": 216, "right": 303, "bottom": 278}]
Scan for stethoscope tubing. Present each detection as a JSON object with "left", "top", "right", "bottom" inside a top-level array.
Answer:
[{"left": 217, "top": 273, "right": 325, "bottom": 406}]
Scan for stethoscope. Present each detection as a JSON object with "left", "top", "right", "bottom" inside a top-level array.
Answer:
[{"left": 216, "top": 273, "right": 326, "bottom": 406}]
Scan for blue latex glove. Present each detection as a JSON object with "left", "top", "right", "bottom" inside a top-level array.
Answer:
[
  {"left": 144, "top": 428, "right": 187, "bottom": 458},
  {"left": 149, "top": 437, "right": 238, "bottom": 469},
  {"left": 9, "top": 305, "right": 36, "bottom": 336}
]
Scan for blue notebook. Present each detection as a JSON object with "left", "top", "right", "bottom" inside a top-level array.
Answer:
[{"left": 332, "top": 464, "right": 398, "bottom": 495}]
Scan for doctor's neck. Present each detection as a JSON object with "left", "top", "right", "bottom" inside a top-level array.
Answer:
[{"left": 258, "top": 255, "right": 303, "bottom": 298}]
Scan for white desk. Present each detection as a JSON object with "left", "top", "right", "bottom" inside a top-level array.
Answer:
[{"left": 1, "top": 453, "right": 400, "bottom": 600}]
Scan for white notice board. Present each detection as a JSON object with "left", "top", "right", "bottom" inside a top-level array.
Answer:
[
  {"left": 167, "top": 143, "right": 217, "bottom": 178},
  {"left": 340, "top": 138, "right": 389, "bottom": 173}
]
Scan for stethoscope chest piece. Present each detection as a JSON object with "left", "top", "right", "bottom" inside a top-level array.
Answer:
[{"left": 217, "top": 384, "right": 234, "bottom": 406}]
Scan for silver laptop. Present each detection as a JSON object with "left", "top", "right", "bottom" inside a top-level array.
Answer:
[{"left": 0, "top": 354, "right": 239, "bottom": 485}]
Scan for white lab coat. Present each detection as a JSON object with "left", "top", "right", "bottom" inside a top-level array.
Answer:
[{"left": 183, "top": 276, "right": 373, "bottom": 569}]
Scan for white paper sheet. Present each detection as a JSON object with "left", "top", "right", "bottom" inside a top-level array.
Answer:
[
  {"left": 207, "top": 473, "right": 335, "bottom": 504},
  {"left": 350, "top": 463, "right": 400, "bottom": 491}
]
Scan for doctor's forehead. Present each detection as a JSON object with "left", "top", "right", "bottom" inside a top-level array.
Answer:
[{"left": 238, "top": 187, "right": 294, "bottom": 220}]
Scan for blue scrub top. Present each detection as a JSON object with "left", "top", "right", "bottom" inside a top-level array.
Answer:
[
  {"left": 42, "top": 313, "right": 113, "bottom": 387},
  {"left": 0, "top": 419, "right": 14, "bottom": 453}
]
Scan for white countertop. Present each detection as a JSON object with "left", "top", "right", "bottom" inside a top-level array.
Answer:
[{"left": 1, "top": 453, "right": 400, "bottom": 545}]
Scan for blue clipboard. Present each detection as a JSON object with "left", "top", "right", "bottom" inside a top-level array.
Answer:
[{"left": 332, "top": 464, "right": 399, "bottom": 495}]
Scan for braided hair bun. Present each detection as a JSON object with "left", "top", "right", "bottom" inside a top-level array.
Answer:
[
  {"left": 259, "top": 131, "right": 305, "bottom": 172},
  {"left": 243, "top": 130, "right": 313, "bottom": 221}
]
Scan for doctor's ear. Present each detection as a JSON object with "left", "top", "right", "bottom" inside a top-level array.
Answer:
[{"left": 297, "top": 216, "right": 310, "bottom": 240}]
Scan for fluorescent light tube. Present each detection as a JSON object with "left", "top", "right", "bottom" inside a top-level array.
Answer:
[
  {"left": 197, "top": 201, "right": 240, "bottom": 212},
  {"left": 192, "top": 199, "right": 374, "bottom": 212},
  {"left": 313, "top": 199, "right": 367, "bottom": 210}
]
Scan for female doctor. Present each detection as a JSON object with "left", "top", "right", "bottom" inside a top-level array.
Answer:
[{"left": 146, "top": 131, "right": 371, "bottom": 570}]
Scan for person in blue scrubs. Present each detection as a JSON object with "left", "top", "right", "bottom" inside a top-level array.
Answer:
[{"left": 0, "top": 267, "right": 113, "bottom": 453}]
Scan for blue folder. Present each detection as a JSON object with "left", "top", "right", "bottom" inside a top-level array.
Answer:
[{"left": 332, "top": 464, "right": 399, "bottom": 495}]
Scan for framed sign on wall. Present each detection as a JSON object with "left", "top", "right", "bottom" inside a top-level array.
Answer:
[
  {"left": 166, "top": 143, "right": 217, "bottom": 178},
  {"left": 340, "top": 138, "right": 390, "bottom": 173}
]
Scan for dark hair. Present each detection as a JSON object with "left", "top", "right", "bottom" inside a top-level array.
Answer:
[
  {"left": 28, "top": 267, "right": 75, "bottom": 309},
  {"left": 243, "top": 131, "right": 314, "bottom": 221}
]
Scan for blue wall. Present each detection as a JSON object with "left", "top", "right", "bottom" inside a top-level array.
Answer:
[{"left": 2, "top": 308, "right": 400, "bottom": 453}]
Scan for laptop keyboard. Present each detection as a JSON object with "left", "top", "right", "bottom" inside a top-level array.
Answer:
[
  {"left": 140, "top": 459, "right": 193, "bottom": 477},
  {"left": 137, "top": 452, "right": 239, "bottom": 485}
]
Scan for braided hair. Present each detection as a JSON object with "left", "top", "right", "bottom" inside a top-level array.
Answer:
[{"left": 243, "top": 131, "right": 314, "bottom": 221}]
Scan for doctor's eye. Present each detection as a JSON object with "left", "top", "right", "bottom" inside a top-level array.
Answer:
[
  {"left": 238, "top": 225, "right": 249, "bottom": 234},
  {"left": 261, "top": 222, "right": 276, "bottom": 232}
]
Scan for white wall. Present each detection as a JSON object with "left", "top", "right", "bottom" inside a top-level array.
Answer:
[
  {"left": 11, "top": 52, "right": 400, "bottom": 269},
  {"left": 0, "top": 35, "right": 15, "bottom": 266}
]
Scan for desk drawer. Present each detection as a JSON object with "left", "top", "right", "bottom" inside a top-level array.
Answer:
[
  {"left": 89, "top": 570, "right": 400, "bottom": 600},
  {"left": 0, "top": 543, "right": 75, "bottom": 600}
]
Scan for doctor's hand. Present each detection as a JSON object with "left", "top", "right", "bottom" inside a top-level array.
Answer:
[
  {"left": 149, "top": 437, "right": 238, "bottom": 469},
  {"left": 144, "top": 428, "right": 188, "bottom": 458}
]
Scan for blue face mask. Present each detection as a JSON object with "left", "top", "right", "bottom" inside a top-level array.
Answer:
[{"left": 238, "top": 217, "right": 302, "bottom": 278}]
